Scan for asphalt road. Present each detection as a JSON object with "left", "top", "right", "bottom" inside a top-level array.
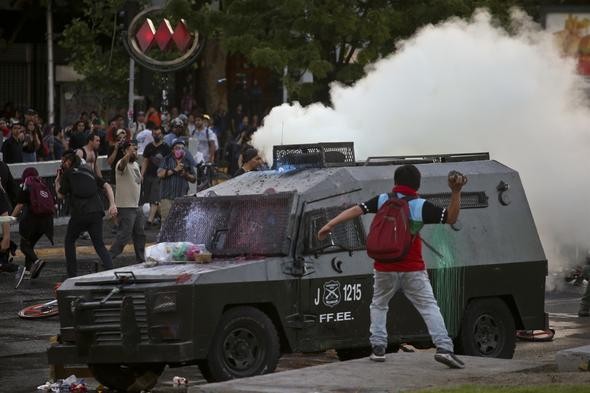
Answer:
[{"left": 0, "top": 225, "right": 587, "bottom": 392}]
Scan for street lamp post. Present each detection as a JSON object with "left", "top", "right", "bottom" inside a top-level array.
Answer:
[{"left": 46, "top": 0, "right": 55, "bottom": 124}]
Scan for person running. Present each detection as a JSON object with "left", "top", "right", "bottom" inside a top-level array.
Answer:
[
  {"left": 55, "top": 151, "right": 117, "bottom": 278},
  {"left": 12, "top": 167, "right": 54, "bottom": 284},
  {"left": 317, "top": 164, "right": 468, "bottom": 369}
]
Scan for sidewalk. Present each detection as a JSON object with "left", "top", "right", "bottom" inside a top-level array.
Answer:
[{"left": 191, "top": 352, "right": 541, "bottom": 393}]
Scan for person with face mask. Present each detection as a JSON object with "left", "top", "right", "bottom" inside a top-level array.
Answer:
[
  {"left": 109, "top": 140, "right": 146, "bottom": 263},
  {"left": 157, "top": 139, "right": 196, "bottom": 222}
]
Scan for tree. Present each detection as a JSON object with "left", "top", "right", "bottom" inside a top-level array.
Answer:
[
  {"left": 168, "top": 0, "right": 540, "bottom": 105},
  {"left": 59, "top": 0, "right": 129, "bottom": 110}
]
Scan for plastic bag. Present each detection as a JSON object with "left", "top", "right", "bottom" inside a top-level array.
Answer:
[{"left": 145, "top": 242, "right": 212, "bottom": 266}]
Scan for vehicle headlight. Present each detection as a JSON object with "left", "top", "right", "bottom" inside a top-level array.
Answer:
[{"left": 152, "top": 292, "right": 177, "bottom": 313}]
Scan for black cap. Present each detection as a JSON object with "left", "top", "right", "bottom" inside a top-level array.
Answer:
[
  {"left": 242, "top": 148, "right": 258, "bottom": 163},
  {"left": 172, "top": 138, "right": 185, "bottom": 147}
]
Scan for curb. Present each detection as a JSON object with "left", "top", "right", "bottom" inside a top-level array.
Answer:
[{"left": 15, "top": 243, "right": 155, "bottom": 260}]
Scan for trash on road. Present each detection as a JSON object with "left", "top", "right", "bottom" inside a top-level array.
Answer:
[
  {"left": 36, "top": 375, "right": 87, "bottom": 392},
  {"left": 173, "top": 376, "right": 189, "bottom": 385},
  {"left": 18, "top": 299, "right": 59, "bottom": 319},
  {"left": 516, "top": 328, "right": 556, "bottom": 342}
]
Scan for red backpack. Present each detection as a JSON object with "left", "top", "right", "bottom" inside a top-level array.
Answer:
[
  {"left": 24, "top": 176, "right": 55, "bottom": 216},
  {"left": 366, "top": 193, "right": 414, "bottom": 262}
]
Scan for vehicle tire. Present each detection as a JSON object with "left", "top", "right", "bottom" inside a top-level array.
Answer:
[
  {"left": 197, "top": 360, "right": 213, "bottom": 382},
  {"left": 455, "top": 298, "right": 516, "bottom": 359},
  {"left": 88, "top": 363, "right": 164, "bottom": 392},
  {"left": 203, "top": 306, "right": 280, "bottom": 382}
]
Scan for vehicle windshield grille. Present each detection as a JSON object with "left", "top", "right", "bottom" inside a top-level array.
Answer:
[
  {"left": 304, "top": 207, "right": 366, "bottom": 254},
  {"left": 159, "top": 192, "right": 295, "bottom": 257}
]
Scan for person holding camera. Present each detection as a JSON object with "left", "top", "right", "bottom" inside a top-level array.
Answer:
[
  {"left": 109, "top": 140, "right": 145, "bottom": 263},
  {"left": 317, "top": 164, "right": 468, "bottom": 369},
  {"left": 107, "top": 129, "right": 128, "bottom": 185},
  {"left": 56, "top": 150, "right": 118, "bottom": 278},
  {"left": 157, "top": 139, "right": 196, "bottom": 223}
]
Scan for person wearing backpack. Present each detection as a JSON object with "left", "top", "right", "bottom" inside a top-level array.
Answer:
[
  {"left": 317, "top": 164, "right": 468, "bottom": 369},
  {"left": 11, "top": 167, "right": 55, "bottom": 284},
  {"left": 55, "top": 151, "right": 118, "bottom": 278}
]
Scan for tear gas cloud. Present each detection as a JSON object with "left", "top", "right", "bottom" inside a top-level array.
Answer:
[{"left": 253, "top": 9, "right": 590, "bottom": 281}]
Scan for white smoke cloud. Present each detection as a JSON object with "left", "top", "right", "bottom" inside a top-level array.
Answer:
[{"left": 253, "top": 9, "right": 590, "bottom": 278}]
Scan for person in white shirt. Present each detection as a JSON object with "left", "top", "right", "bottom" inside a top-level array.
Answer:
[
  {"left": 129, "top": 111, "right": 147, "bottom": 136},
  {"left": 135, "top": 122, "right": 154, "bottom": 155},
  {"left": 110, "top": 140, "right": 145, "bottom": 263},
  {"left": 188, "top": 114, "right": 218, "bottom": 163}
]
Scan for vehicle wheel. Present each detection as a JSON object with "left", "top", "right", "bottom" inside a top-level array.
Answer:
[
  {"left": 88, "top": 363, "right": 164, "bottom": 392},
  {"left": 197, "top": 360, "right": 213, "bottom": 382},
  {"left": 203, "top": 306, "right": 280, "bottom": 382},
  {"left": 455, "top": 298, "right": 516, "bottom": 359}
]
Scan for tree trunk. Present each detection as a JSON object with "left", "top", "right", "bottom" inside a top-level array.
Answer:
[{"left": 202, "top": 38, "right": 228, "bottom": 113}]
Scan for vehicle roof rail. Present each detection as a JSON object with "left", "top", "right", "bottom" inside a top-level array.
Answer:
[
  {"left": 273, "top": 142, "right": 355, "bottom": 170},
  {"left": 363, "top": 152, "right": 490, "bottom": 166}
]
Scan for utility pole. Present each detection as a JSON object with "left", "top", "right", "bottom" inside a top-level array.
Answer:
[
  {"left": 128, "top": 58, "right": 135, "bottom": 130},
  {"left": 283, "top": 66, "right": 288, "bottom": 103},
  {"left": 46, "top": 0, "right": 55, "bottom": 124}
]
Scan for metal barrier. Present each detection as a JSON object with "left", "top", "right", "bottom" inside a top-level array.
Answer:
[{"left": 7, "top": 155, "right": 198, "bottom": 220}]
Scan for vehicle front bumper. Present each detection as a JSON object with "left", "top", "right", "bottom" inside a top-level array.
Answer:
[{"left": 47, "top": 341, "right": 196, "bottom": 365}]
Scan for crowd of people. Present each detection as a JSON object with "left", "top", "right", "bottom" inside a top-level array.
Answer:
[
  {"left": 0, "top": 101, "right": 267, "bottom": 284},
  {"left": 0, "top": 102, "right": 265, "bottom": 171}
]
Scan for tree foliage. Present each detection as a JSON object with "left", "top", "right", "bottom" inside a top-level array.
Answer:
[
  {"left": 59, "top": 0, "right": 129, "bottom": 109},
  {"left": 168, "top": 0, "right": 541, "bottom": 105}
]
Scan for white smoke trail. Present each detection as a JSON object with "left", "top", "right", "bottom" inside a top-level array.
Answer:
[{"left": 253, "top": 9, "right": 590, "bottom": 280}]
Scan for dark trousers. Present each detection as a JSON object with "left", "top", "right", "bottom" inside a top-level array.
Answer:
[
  {"left": 110, "top": 207, "right": 146, "bottom": 263},
  {"left": 65, "top": 212, "right": 112, "bottom": 278},
  {"left": 20, "top": 232, "right": 44, "bottom": 270}
]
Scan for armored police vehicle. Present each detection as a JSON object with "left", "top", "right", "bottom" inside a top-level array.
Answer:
[{"left": 48, "top": 143, "right": 548, "bottom": 392}]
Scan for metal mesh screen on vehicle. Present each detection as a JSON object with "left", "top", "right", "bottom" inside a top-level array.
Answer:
[
  {"left": 159, "top": 192, "right": 295, "bottom": 257},
  {"left": 422, "top": 192, "right": 488, "bottom": 209},
  {"left": 273, "top": 142, "right": 355, "bottom": 169},
  {"left": 304, "top": 207, "right": 366, "bottom": 254}
]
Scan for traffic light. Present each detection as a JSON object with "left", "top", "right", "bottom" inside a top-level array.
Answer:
[{"left": 118, "top": 0, "right": 141, "bottom": 30}]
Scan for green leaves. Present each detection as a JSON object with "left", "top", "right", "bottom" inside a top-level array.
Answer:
[
  {"left": 59, "top": 0, "right": 130, "bottom": 109},
  {"left": 60, "top": 0, "right": 540, "bottom": 107}
]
